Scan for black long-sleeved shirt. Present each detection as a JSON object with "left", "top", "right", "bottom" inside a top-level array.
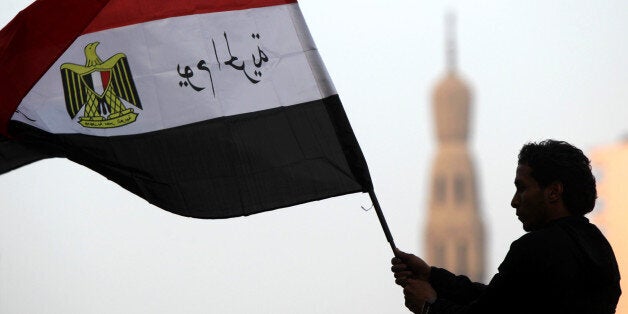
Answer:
[{"left": 429, "top": 216, "right": 621, "bottom": 314}]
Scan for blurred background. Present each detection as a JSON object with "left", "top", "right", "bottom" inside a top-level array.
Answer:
[{"left": 1, "top": 0, "right": 626, "bottom": 313}]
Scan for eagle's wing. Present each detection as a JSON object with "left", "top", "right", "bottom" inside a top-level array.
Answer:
[
  {"left": 103, "top": 54, "right": 142, "bottom": 109},
  {"left": 60, "top": 64, "right": 91, "bottom": 119}
]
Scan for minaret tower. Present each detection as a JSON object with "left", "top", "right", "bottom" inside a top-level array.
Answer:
[{"left": 424, "top": 12, "right": 485, "bottom": 281}]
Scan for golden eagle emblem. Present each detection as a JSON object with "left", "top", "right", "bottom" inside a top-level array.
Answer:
[{"left": 61, "top": 42, "right": 142, "bottom": 129}]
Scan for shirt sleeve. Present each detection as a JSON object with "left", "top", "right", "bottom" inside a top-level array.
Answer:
[
  {"left": 428, "top": 236, "right": 541, "bottom": 314},
  {"left": 429, "top": 267, "right": 487, "bottom": 304}
]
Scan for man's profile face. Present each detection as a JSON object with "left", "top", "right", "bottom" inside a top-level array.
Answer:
[{"left": 511, "top": 164, "right": 550, "bottom": 231}]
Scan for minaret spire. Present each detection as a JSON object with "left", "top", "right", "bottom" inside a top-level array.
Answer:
[
  {"left": 424, "top": 11, "right": 485, "bottom": 282},
  {"left": 445, "top": 11, "right": 457, "bottom": 73}
]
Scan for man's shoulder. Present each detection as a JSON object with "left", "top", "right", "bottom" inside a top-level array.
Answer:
[
  {"left": 506, "top": 216, "right": 591, "bottom": 263},
  {"left": 512, "top": 223, "right": 568, "bottom": 250},
  {"left": 514, "top": 216, "right": 595, "bottom": 247},
  {"left": 509, "top": 215, "right": 617, "bottom": 267}
]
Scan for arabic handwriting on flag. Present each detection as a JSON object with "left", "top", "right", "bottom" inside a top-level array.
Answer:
[
  {"left": 223, "top": 32, "right": 261, "bottom": 84},
  {"left": 212, "top": 39, "right": 221, "bottom": 71},
  {"left": 177, "top": 64, "right": 205, "bottom": 92},
  {"left": 176, "top": 31, "right": 270, "bottom": 97},
  {"left": 197, "top": 60, "right": 216, "bottom": 97},
  {"left": 251, "top": 34, "right": 269, "bottom": 69}
]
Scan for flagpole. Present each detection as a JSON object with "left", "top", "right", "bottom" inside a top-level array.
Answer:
[{"left": 368, "top": 189, "right": 396, "bottom": 253}]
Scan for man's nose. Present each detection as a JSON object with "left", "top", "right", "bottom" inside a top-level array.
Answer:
[{"left": 511, "top": 194, "right": 519, "bottom": 208}]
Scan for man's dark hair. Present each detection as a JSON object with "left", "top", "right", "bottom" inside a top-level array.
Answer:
[{"left": 518, "top": 139, "right": 597, "bottom": 215}]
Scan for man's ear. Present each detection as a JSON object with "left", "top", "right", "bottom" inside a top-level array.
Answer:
[{"left": 545, "top": 181, "right": 563, "bottom": 203}]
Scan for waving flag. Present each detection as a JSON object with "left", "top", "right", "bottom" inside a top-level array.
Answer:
[{"left": 0, "top": 0, "right": 373, "bottom": 219}]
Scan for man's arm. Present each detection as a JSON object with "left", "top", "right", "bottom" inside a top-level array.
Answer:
[
  {"left": 406, "top": 236, "right": 544, "bottom": 314},
  {"left": 391, "top": 249, "right": 486, "bottom": 305},
  {"left": 428, "top": 267, "right": 487, "bottom": 304}
]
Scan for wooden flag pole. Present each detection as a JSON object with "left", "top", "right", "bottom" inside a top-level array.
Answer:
[{"left": 368, "top": 189, "right": 396, "bottom": 253}]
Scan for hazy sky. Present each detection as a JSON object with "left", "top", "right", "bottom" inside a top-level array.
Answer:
[{"left": 1, "top": 1, "right": 628, "bottom": 313}]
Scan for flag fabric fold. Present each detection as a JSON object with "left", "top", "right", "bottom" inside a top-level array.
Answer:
[
  {"left": 1, "top": 0, "right": 373, "bottom": 219},
  {"left": 0, "top": 134, "right": 51, "bottom": 174}
]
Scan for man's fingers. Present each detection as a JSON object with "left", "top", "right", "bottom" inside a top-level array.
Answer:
[
  {"left": 391, "top": 264, "right": 408, "bottom": 272},
  {"left": 394, "top": 247, "right": 403, "bottom": 257},
  {"left": 394, "top": 247, "right": 409, "bottom": 258},
  {"left": 404, "top": 298, "right": 412, "bottom": 309},
  {"left": 405, "top": 299, "right": 421, "bottom": 314},
  {"left": 396, "top": 278, "right": 408, "bottom": 287},
  {"left": 394, "top": 271, "right": 412, "bottom": 279},
  {"left": 395, "top": 273, "right": 413, "bottom": 286}
]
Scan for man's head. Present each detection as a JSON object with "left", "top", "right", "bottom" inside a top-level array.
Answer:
[{"left": 511, "top": 140, "right": 597, "bottom": 231}]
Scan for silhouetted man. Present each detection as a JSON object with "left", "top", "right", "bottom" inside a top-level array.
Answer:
[{"left": 392, "top": 140, "right": 621, "bottom": 313}]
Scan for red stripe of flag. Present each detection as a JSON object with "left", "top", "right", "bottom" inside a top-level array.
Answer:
[{"left": 85, "top": 0, "right": 297, "bottom": 34}]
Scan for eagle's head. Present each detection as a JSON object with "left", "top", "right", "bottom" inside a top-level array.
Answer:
[{"left": 84, "top": 42, "right": 103, "bottom": 67}]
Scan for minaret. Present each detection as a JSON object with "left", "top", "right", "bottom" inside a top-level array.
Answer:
[{"left": 424, "top": 12, "right": 485, "bottom": 281}]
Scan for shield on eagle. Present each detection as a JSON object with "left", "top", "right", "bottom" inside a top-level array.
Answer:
[{"left": 89, "top": 70, "right": 111, "bottom": 97}]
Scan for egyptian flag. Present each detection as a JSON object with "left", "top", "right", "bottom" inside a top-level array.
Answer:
[{"left": 0, "top": 0, "right": 373, "bottom": 219}]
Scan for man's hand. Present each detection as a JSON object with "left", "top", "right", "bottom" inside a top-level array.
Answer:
[
  {"left": 403, "top": 279, "right": 437, "bottom": 313},
  {"left": 391, "top": 248, "right": 431, "bottom": 287}
]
